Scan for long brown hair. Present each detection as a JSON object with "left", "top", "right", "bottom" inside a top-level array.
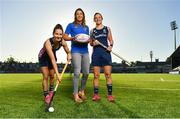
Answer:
[{"left": 73, "top": 8, "right": 86, "bottom": 27}]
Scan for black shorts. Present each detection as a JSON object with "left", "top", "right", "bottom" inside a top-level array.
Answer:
[{"left": 39, "top": 57, "right": 53, "bottom": 69}]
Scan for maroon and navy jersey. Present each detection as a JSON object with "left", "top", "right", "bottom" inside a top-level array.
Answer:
[{"left": 38, "top": 37, "right": 62, "bottom": 61}]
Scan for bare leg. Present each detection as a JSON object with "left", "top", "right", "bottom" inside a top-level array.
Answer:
[
  {"left": 93, "top": 66, "right": 101, "bottom": 88},
  {"left": 104, "top": 65, "right": 114, "bottom": 102},
  {"left": 92, "top": 66, "right": 101, "bottom": 101},
  {"left": 49, "top": 69, "right": 55, "bottom": 91},
  {"left": 104, "top": 66, "right": 112, "bottom": 85},
  {"left": 41, "top": 67, "right": 49, "bottom": 93}
]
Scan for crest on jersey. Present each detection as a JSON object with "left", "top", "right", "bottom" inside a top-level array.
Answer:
[{"left": 103, "top": 28, "right": 107, "bottom": 34}]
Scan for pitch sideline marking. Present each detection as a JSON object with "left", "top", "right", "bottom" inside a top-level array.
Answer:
[
  {"left": 160, "top": 77, "right": 164, "bottom": 82},
  {"left": 111, "top": 86, "right": 180, "bottom": 91}
]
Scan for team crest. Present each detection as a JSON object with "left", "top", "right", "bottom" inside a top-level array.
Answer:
[{"left": 103, "top": 28, "right": 107, "bottom": 34}]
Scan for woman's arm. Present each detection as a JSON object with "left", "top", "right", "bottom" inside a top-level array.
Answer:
[
  {"left": 89, "top": 29, "right": 99, "bottom": 46},
  {"left": 45, "top": 40, "right": 60, "bottom": 80},
  {"left": 62, "top": 39, "right": 72, "bottom": 61},
  {"left": 89, "top": 29, "right": 94, "bottom": 46},
  {"left": 107, "top": 27, "right": 114, "bottom": 52},
  {"left": 63, "top": 34, "right": 74, "bottom": 41}
]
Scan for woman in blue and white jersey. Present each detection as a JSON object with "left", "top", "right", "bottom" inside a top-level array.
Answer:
[{"left": 63, "top": 8, "right": 90, "bottom": 103}]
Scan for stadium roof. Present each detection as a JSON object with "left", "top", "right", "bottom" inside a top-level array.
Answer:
[{"left": 170, "top": 45, "right": 180, "bottom": 58}]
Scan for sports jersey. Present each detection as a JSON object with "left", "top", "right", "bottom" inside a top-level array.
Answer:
[
  {"left": 38, "top": 37, "right": 62, "bottom": 68},
  {"left": 91, "top": 26, "right": 112, "bottom": 66},
  {"left": 91, "top": 26, "right": 109, "bottom": 54},
  {"left": 65, "top": 23, "right": 89, "bottom": 54}
]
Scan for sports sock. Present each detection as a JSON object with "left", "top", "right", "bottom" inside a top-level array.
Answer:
[
  {"left": 94, "top": 86, "right": 99, "bottom": 94},
  {"left": 43, "top": 90, "right": 49, "bottom": 97},
  {"left": 107, "top": 84, "right": 112, "bottom": 95},
  {"left": 49, "top": 84, "right": 54, "bottom": 91}
]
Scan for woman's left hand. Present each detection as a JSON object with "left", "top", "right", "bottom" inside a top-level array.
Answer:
[{"left": 67, "top": 53, "right": 72, "bottom": 62}]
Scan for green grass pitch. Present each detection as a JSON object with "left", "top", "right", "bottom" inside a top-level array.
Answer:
[{"left": 0, "top": 73, "right": 180, "bottom": 118}]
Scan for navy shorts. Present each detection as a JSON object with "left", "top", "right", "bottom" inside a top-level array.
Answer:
[
  {"left": 39, "top": 57, "right": 53, "bottom": 69},
  {"left": 92, "top": 52, "right": 112, "bottom": 67}
]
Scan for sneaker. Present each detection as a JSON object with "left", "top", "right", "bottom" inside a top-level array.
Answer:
[
  {"left": 107, "top": 95, "right": 115, "bottom": 102},
  {"left": 44, "top": 95, "right": 51, "bottom": 104},
  {"left": 92, "top": 94, "right": 101, "bottom": 101}
]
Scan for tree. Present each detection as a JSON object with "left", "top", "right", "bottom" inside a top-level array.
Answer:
[{"left": 5, "top": 57, "right": 17, "bottom": 64}]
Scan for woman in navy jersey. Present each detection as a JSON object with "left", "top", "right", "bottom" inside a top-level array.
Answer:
[
  {"left": 38, "top": 24, "right": 71, "bottom": 105},
  {"left": 90, "top": 13, "right": 115, "bottom": 102},
  {"left": 63, "top": 8, "right": 90, "bottom": 103}
]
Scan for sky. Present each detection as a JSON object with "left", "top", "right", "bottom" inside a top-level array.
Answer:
[{"left": 0, "top": 0, "right": 180, "bottom": 63}]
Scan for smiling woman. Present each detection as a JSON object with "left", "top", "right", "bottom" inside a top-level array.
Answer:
[
  {"left": 38, "top": 24, "right": 71, "bottom": 106},
  {"left": 63, "top": 8, "right": 90, "bottom": 103}
]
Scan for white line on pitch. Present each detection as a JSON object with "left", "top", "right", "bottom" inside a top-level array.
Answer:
[
  {"left": 113, "top": 87, "right": 180, "bottom": 91},
  {"left": 160, "top": 77, "right": 164, "bottom": 82}
]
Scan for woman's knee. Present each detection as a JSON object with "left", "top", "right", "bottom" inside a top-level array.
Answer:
[
  {"left": 104, "top": 72, "right": 111, "bottom": 79},
  {"left": 43, "top": 75, "right": 49, "bottom": 81},
  {"left": 94, "top": 73, "right": 100, "bottom": 80},
  {"left": 82, "top": 73, "right": 89, "bottom": 78},
  {"left": 49, "top": 74, "right": 54, "bottom": 80},
  {"left": 74, "top": 73, "right": 80, "bottom": 79}
]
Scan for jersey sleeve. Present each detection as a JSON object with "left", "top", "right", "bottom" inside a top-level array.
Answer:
[
  {"left": 65, "top": 23, "right": 72, "bottom": 35},
  {"left": 87, "top": 26, "right": 90, "bottom": 35}
]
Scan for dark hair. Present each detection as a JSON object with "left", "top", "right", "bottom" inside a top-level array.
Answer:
[
  {"left": 73, "top": 8, "right": 86, "bottom": 27},
  {"left": 94, "top": 12, "right": 103, "bottom": 21},
  {"left": 53, "top": 24, "right": 63, "bottom": 35}
]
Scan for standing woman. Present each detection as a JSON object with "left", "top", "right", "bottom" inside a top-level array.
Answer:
[
  {"left": 90, "top": 12, "right": 115, "bottom": 102},
  {"left": 63, "top": 8, "right": 90, "bottom": 103},
  {"left": 38, "top": 24, "right": 71, "bottom": 105}
]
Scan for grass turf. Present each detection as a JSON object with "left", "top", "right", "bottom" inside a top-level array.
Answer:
[{"left": 0, "top": 73, "right": 180, "bottom": 118}]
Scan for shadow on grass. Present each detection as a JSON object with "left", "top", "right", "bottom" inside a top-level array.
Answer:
[{"left": 115, "top": 101, "right": 141, "bottom": 118}]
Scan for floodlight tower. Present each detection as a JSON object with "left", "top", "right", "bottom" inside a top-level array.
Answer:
[
  {"left": 170, "top": 21, "right": 178, "bottom": 50},
  {"left": 150, "top": 51, "right": 153, "bottom": 62}
]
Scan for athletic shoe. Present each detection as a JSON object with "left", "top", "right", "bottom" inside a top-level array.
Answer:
[
  {"left": 92, "top": 94, "right": 101, "bottom": 101},
  {"left": 107, "top": 95, "right": 115, "bottom": 102},
  {"left": 44, "top": 95, "right": 51, "bottom": 104}
]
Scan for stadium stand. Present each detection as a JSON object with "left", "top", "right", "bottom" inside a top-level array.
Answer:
[{"left": 168, "top": 45, "right": 180, "bottom": 74}]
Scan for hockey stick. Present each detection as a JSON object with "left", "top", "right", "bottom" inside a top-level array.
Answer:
[
  {"left": 47, "top": 61, "right": 69, "bottom": 108},
  {"left": 94, "top": 40, "right": 132, "bottom": 66}
]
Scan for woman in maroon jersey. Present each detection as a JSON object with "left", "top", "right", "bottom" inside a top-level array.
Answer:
[{"left": 38, "top": 24, "right": 71, "bottom": 105}]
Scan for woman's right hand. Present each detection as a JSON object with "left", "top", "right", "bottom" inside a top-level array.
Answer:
[
  {"left": 71, "top": 37, "right": 75, "bottom": 41},
  {"left": 56, "top": 74, "right": 61, "bottom": 83},
  {"left": 93, "top": 40, "right": 99, "bottom": 46}
]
